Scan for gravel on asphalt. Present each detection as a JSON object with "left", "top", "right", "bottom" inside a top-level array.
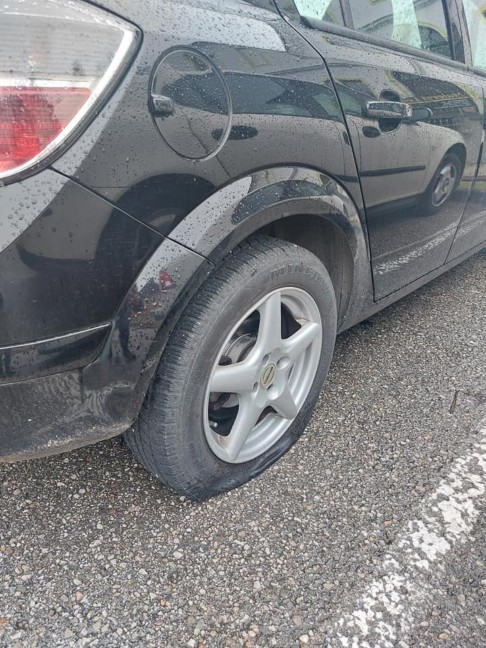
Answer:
[{"left": 0, "top": 249, "right": 485, "bottom": 648}]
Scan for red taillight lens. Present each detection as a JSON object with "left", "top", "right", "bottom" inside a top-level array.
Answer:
[
  {"left": 0, "top": 0, "right": 139, "bottom": 183},
  {"left": 0, "top": 87, "right": 91, "bottom": 173}
]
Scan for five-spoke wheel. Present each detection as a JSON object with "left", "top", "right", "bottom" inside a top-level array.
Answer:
[
  {"left": 126, "top": 236, "right": 337, "bottom": 500},
  {"left": 204, "top": 287, "right": 322, "bottom": 463}
]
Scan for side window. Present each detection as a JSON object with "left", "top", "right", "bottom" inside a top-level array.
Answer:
[
  {"left": 348, "top": 0, "right": 452, "bottom": 58},
  {"left": 293, "top": 0, "right": 344, "bottom": 26},
  {"left": 463, "top": 0, "right": 486, "bottom": 69}
]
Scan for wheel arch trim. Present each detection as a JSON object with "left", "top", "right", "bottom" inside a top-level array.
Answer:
[
  {"left": 169, "top": 165, "right": 372, "bottom": 326},
  {"left": 82, "top": 166, "right": 372, "bottom": 427}
]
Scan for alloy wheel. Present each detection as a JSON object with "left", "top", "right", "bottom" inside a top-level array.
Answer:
[{"left": 203, "top": 287, "right": 323, "bottom": 463}]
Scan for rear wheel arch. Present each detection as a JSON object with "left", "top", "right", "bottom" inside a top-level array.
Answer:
[
  {"left": 447, "top": 143, "right": 466, "bottom": 172},
  {"left": 106, "top": 167, "right": 372, "bottom": 425},
  {"left": 169, "top": 166, "right": 372, "bottom": 329},
  {"left": 256, "top": 214, "right": 355, "bottom": 328}
]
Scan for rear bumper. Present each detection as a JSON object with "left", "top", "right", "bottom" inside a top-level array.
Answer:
[
  {"left": 0, "top": 208, "right": 211, "bottom": 461},
  {"left": 0, "top": 324, "right": 110, "bottom": 384},
  {"left": 0, "top": 363, "right": 126, "bottom": 461}
]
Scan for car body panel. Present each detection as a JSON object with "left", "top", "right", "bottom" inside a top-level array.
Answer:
[
  {"left": 0, "top": 324, "right": 110, "bottom": 384},
  {"left": 0, "top": 170, "right": 166, "bottom": 347},
  {"left": 0, "top": 236, "right": 211, "bottom": 460},
  {"left": 51, "top": 0, "right": 364, "bottom": 235},
  {"left": 169, "top": 166, "right": 372, "bottom": 330},
  {"left": 448, "top": 94, "right": 486, "bottom": 260},
  {"left": 0, "top": 0, "right": 485, "bottom": 462},
  {"left": 277, "top": 0, "right": 485, "bottom": 299}
]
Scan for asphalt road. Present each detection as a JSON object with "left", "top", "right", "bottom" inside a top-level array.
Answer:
[{"left": 1, "top": 249, "right": 485, "bottom": 648}]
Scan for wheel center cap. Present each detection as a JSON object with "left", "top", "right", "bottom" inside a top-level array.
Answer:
[{"left": 260, "top": 363, "right": 277, "bottom": 389}]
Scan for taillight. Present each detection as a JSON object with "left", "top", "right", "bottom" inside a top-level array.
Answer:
[{"left": 0, "top": 0, "right": 139, "bottom": 184}]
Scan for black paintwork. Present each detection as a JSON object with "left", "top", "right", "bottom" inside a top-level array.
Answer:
[
  {"left": 0, "top": 0, "right": 484, "bottom": 460},
  {"left": 282, "top": 1, "right": 484, "bottom": 298},
  {"left": 52, "top": 1, "right": 363, "bottom": 223},
  {"left": 0, "top": 170, "right": 163, "bottom": 346},
  {"left": 0, "top": 324, "right": 110, "bottom": 384},
  {"left": 0, "top": 237, "right": 210, "bottom": 459}
]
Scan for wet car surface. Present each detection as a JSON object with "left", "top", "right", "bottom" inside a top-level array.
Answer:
[{"left": 0, "top": 0, "right": 485, "bottom": 498}]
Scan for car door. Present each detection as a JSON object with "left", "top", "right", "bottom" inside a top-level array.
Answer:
[
  {"left": 447, "top": 0, "right": 486, "bottom": 260},
  {"left": 276, "top": 0, "right": 484, "bottom": 299}
]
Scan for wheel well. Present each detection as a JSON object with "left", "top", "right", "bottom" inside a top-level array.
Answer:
[
  {"left": 447, "top": 143, "right": 466, "bottom": 171},
  {"left": 257, "top": 214, "right": 354, "bottom": 323}
]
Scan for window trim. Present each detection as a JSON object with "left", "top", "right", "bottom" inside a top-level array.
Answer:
[
  {"left": 444, "top": 0, "right": 467, "bottom": 63},
  {"left": 453, "top": 0, "right": 473, "bottom": 65},
  {"left": 278, "top": 0, "right": 468, "bottom": 68},
  {"left": 453, "top": 0, "right": 486, "bottom": 75},
  {"left": 340, "top": 0, "right": 354, "bottom": 28}
]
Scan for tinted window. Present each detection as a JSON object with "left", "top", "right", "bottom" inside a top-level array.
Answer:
[
  {"left": 349, "top": 0, "right": 451, "bottom": 57},
  {"left": 463, "top": 0, "right": 486, "bottom": 69},
  {"left": 294, "top": 0, "right": 344, "bottom": 25}
]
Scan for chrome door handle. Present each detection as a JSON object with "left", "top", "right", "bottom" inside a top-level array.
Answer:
[{"left": 364, "top": 101, "right": 413, "bottom": 120}]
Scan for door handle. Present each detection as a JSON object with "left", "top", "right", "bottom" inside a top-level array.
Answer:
[{"left": 364, "top": 101, "right": 413, "bottom": 120}]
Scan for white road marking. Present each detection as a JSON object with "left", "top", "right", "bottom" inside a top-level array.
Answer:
[{"left": 328, "top": 422, "right": 486, "bottom": 648}]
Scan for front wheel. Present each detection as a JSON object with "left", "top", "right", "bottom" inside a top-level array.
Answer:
[{"left": 125, "top": 235, "right": 337, "bottom": 500}]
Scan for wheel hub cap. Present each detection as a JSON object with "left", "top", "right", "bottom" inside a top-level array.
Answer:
[{"left": 260, "top": 363, "right": 276, "bottom": 389}]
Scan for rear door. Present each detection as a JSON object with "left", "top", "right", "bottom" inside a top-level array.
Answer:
[
  {"left": 447, "top": 0, "right": 486, "bottom": 260},
  {"left": 277, "top": 0, "right": 484, "bottom": 299}
]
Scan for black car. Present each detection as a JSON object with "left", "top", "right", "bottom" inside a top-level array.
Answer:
[{"left": 0, "top": 0, "right": 485, "bottom": 500}]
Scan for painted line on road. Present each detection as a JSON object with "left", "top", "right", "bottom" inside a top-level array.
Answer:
[{"left": 327, "top": 421, "right": 486, "bottom": 648}]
